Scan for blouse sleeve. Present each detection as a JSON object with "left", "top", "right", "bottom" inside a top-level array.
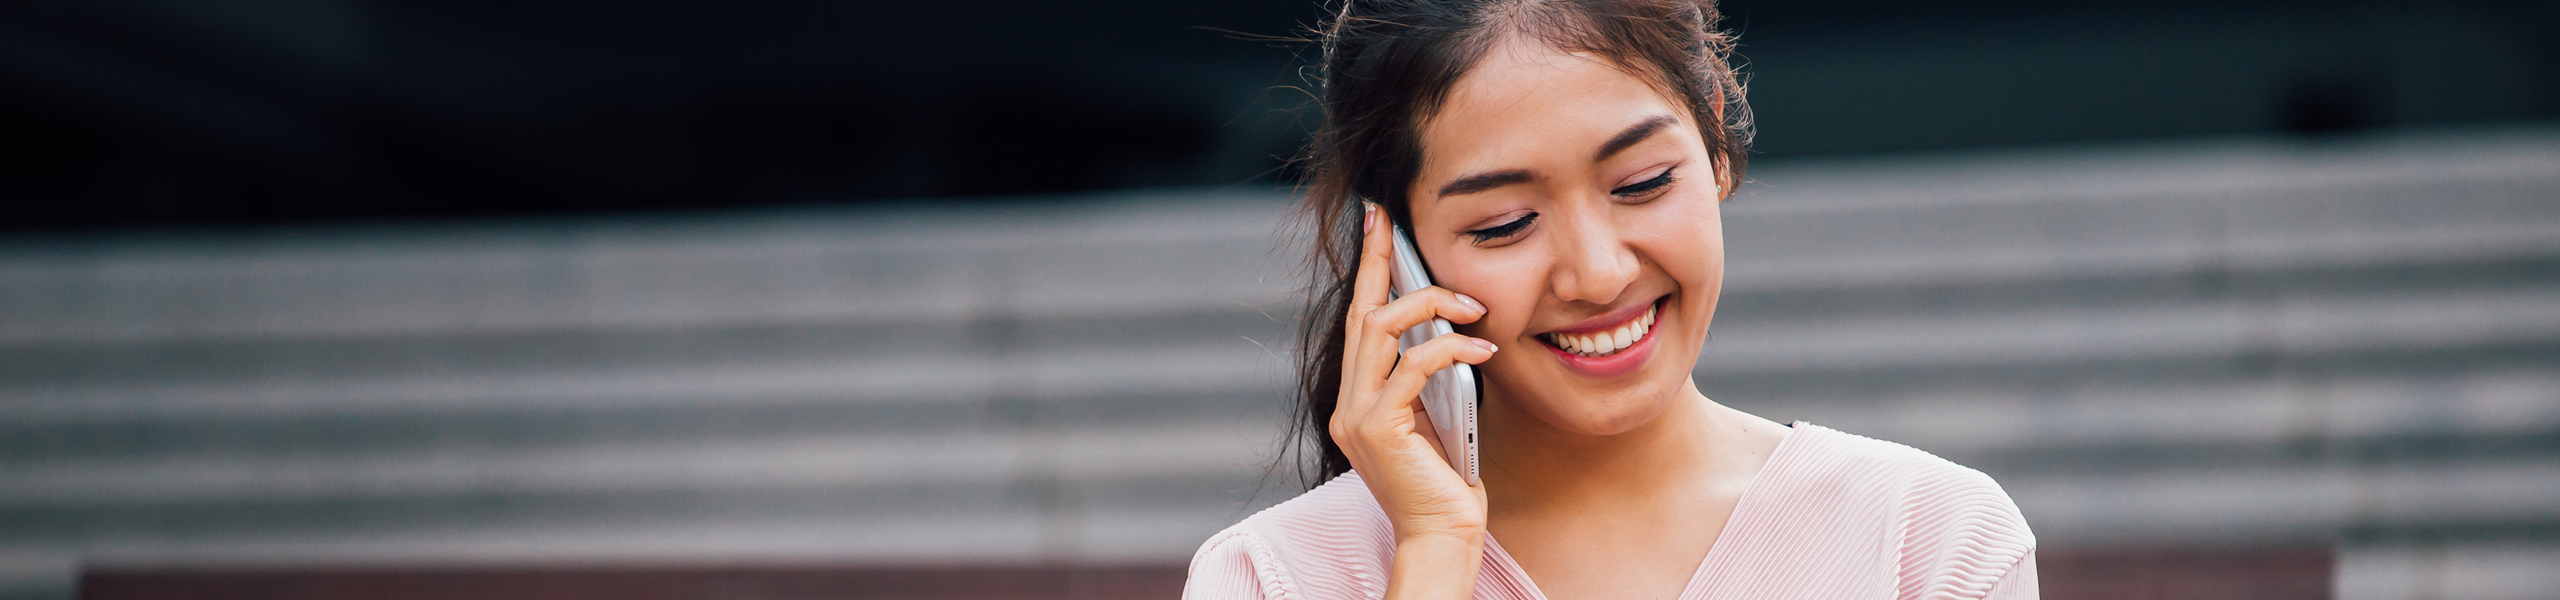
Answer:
[
  {"left": 1183, "top": 530, "right": 1291, "bottom": 600},
  {"left": 1892, "top": 461, "right": 2038, "bottom": 600},
  {"left": 1983, "top": 550, "right": 2038, "bottom": 599}
]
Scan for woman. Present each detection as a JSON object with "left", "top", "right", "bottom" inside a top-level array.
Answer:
[{"left": 1188, "top": 0, "right": 2036, "bottom": 598}]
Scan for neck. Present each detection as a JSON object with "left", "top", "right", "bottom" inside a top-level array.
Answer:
[{"left": 1478, "top": 378, "right": 1725, "bottom": 515}]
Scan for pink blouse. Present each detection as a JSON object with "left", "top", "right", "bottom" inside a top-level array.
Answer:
[{"left": 1185, "top": 422, "right": 2038, "bottom": 600}]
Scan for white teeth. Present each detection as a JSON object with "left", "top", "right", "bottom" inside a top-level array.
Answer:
[{"left": 1549, "top": 304, "right": 1659, "bottom": 357}]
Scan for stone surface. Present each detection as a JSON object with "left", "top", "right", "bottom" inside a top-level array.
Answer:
[{"left": 3, "top": 126, "right": 2556, "bottom": 599}]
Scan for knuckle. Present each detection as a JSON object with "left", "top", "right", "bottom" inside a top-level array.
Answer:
[
  {"left": 1410, "top": 346, "right": 1453, "bottom": 367},
  {"left": 1382, "top": 358, "right": 1423, "bottom": 382},
  {"left": 1361, "top": 310, "right": 1397, "bottom": 333},
  {"left": 1388, "top": 359, "right": 1430, "bottom": 382},
  {"left": 1396, "top": 342, "right": 1436, "bottom": 363}
]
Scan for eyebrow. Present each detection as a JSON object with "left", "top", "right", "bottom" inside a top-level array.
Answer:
[
  {"left": 1595, "top": 115, "right": 1679, "bottom": 162},
  {"left": 1436, "top": 169, "right": 1535, "bottom": 198},
  {"left": 1435, "top": 115, "right": 1684, "bottom": 199}
]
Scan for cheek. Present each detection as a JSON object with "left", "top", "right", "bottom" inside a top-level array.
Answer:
[
  {"left": 1440, "top": 259, "right": 1548, "bottom": 343},
  {"left": 1632, "top": 199, "right": 1725, "bottom": 287}
]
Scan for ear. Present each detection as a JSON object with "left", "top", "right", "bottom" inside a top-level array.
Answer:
[
  {"left": 1705, "top": 88, "right": 1733, "bottom": 201},
  {"left": 1707, "top": 84, "right": 1725, "bottom": 122}
]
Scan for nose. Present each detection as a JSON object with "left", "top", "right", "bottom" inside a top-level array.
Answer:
[{"left": 1546, "top": 208, "right": 1638, "bottom": 306}]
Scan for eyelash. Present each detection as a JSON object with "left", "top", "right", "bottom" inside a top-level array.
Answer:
[
  {"left": 1613, "top": 167, "right": 1677, "bottom": 198},
  {"left": 1463, "top": 212, "right": 1538, "bottom": 243},
  {"left": 1457, "top": 167, "right": 1674, "bottom": 243}
]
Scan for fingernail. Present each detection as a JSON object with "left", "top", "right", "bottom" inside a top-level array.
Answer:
[
  {"left": 1472, "top": 338, "right": 1498, "bottom": 352},
  {"left": 1455, "top": 293, "right": 1486, "bottom": 314},
  {"left": 1363, "top": 203, "right": 1377, "bottom": 233}
]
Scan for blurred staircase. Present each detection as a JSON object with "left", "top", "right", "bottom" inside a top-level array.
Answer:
[
  {"left": 4, "top": 125, "right": 2556, "bottom": 600},
  {"left": 0, "top": 194, "right": 1311, "bottom": 599},
  {"left": 1710, "top": 126, "right": 2560, "bottom": 600}
]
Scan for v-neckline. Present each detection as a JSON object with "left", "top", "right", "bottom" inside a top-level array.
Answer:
[{"left": 1474, "top": 422, "right": 1810, "bottom": 600}]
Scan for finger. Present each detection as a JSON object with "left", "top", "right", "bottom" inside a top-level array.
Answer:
[
  {"left": 1331, "top": 202, "right": 1392, "bottom": 402},
  {"left": 1348, "top": 202, "right": 1394, "bottom": 330},
  {"left": 1370, "top": 332, "right": 1498, "bottom": 425},
  {"left": 1367, "top": 334, "right": 1495, "bottom": 474},
  {"left": 1354, "top": 287, "right": 1489, "bottom": 388},
  {"left": 1338, "top": 202, "right": 1395, "bottom": 412}
]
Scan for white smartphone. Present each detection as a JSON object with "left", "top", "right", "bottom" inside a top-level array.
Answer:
[{"left": 1386, "top": 223, "right": 1481, "bottom": 486}]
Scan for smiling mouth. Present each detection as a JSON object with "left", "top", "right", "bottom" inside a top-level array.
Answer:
[{"left": 1538, "top": 304, "right": 1658, "bottom": 358}]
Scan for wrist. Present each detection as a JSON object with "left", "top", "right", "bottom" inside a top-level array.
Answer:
[
  {"left": 1392, "top": 530, "right": 1495, "bottom": 553},
  {"left": 1394, "top": 525, "right": 1487, "bottom": 551},
  {"left": 1390, "top": 503, "right": 1488, "bottom": 546}
]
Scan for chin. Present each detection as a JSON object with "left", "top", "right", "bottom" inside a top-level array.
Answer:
[
  {"left": 1495, "top": 360, "right": 1692, "bottom": 437},
  {"left": 1557, "top": 379, "right": 1686, "bottom": 434}
]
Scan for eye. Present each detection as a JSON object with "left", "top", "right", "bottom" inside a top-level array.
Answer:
[
  {"left": 1611, "top": 166, "right": 1677, "bottom": 199},
  {"left": 1462, "top": 212, "right": 1538, "bottom": 243}
]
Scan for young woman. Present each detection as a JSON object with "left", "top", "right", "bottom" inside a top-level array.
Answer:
[{"left": 1187, "top": 1, "right": 2036, "bottom": 599}]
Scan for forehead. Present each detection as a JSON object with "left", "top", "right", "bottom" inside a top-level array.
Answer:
[{"left": 1415, "top": 39, "right": 1688, "bottom": 180}]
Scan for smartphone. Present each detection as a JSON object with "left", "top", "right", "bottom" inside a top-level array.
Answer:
[{"left": 1386, "top": 223, "right": 1482, "bottom": 486}]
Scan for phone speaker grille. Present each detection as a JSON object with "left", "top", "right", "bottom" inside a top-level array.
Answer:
[{"left": 1465, "top": 392, "right": 1479, "bottom": 479}]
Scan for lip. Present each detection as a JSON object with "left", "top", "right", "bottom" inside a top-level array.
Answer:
[
  {"left": 1539, "top": 297, "right": 1665, "bottom": 379},
  {"left": 1541, "top": 296, "right": 1662, "bottom": 335}
]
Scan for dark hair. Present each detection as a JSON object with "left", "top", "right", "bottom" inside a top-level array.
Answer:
[{"left": 1279, "top": 0, "right": 1753, "bottom": 487}]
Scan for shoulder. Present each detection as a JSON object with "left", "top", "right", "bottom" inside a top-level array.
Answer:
[
  {"left": 1784, "top": 423, "right": 2039, "bottom": 598},
  {"left": 1184, "top": 472, "right": 1395, "bottom": 600},
  {"left": 1786, "top": 424, "right": 2025, "bottom": 512}
]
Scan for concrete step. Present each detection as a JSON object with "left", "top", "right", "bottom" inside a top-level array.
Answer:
[{"left": 1, "top": 125, "right": 2555, "bottom": 598}]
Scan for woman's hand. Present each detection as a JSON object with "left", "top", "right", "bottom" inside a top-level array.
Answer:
[{"left": 1334, "top": 203, "right": 1498, "bottom": 599}]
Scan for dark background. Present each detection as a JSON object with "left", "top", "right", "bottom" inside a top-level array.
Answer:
[
  {"left": 7, "top": 4, "right": 2559, "bottom": 598},
  {"left": 4, "top": 0, "right": 2556, "bottom": 231}
]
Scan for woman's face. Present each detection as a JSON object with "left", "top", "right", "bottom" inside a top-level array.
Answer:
[{"left": 1406, "top": 39, "right": 1724, "bottom": 437}]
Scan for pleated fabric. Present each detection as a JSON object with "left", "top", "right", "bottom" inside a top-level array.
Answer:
[{"left": 1184, "top": 422, "right": 2038, "bottom": 600}]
